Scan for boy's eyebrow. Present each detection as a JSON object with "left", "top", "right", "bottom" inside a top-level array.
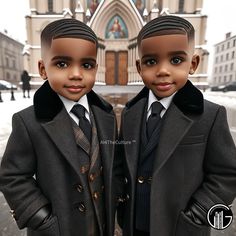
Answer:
[
  {"left": 51, "top": 56, "right": 72, "bottom": 61},
  {"left": 141, "top": 51, "right": 188, "bottom": 60},
  {"left": 168, "top": 50, "right": 188, "bottom": 56},
  {"left": 51, "top": 56, "right": 97, "bottom": 62}
]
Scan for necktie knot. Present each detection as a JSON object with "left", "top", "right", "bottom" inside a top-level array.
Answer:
[
  {"left": 151, "top": 101, "right": 163, "bottom": 116},
  {"left": 71, "top": 104, "right": 86, "bottom": 118}
]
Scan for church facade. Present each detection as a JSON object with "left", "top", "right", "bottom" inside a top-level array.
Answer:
[{"left": 24, "top": 0, "right": 208, "bottom": 88}]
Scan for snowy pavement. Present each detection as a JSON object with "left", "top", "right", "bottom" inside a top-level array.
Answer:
[{"left": 0, "top": 90, "right": 34, "bottom": 158}]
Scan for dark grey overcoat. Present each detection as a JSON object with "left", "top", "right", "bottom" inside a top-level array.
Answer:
[
  {"left": 117, "top": 80, "right": 236, "bottom": 236},
  {"left": 0, "top": 81, "right": 118, "bottom": 236}
]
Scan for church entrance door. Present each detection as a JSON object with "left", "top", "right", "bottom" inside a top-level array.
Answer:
[{"left": 105, "top": 51, "right": 128, "bottom": 85}]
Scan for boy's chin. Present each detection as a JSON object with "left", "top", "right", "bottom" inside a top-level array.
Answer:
[{"left": 150, "top": 88, "right": 176, "bottom": 99}]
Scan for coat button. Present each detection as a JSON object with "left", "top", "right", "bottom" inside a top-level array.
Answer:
[
  {"left": 9, "top": 209, "right": 16, "bottom": 218},
  {"left": 147, "top": 177, "right": 152, "bottom": 184},
  {"left": 76, "top": 184, "right": 83, "bottom": 193},
  {"left": 93, "top": 191, "right": 99, "bottom": 200},
  {"left": 101, "top": 185, "right": 105, "bottom": 191},
  {"left": 78, "top": 203, "right": 86, "bottom": 212},
  {"left": 137, "top": 176, "right": 144, "bottom": 184},
  {"left": 89, "top": 173, "right": 95, "bottom": 182}
]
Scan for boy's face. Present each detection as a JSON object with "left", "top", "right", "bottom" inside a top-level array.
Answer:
[
  {"left": 136, "top": 34, "right": 199, "bottom": 98},
  {"left": 38, "top": 38, "right": 98, "bottom": 101}
]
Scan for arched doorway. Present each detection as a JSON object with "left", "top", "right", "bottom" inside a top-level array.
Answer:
[{"left": 105, "top": 51, "right": 128, "bottom": 85}]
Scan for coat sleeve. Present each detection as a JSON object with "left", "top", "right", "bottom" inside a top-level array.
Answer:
[
  {"left": 0, "top": 113, "right": 49, "bottom": 229},
  {"left": 191, "top": 105, "right": 236, "bottom": 222}
]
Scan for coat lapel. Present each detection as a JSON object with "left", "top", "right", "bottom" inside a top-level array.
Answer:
[
  {"left": 90, "top": 104, "right": 116, "bottom": 233},
  {"left": 89, "top": 111, "right": 100, "bottom": 170},
  {"left": 152, "top": 103, "right": 194, "bottom": 177},
  {"left": 41, "top": 107, "right": 83, "bottom": 177},
  {"left": 91, "top": 105, "right": 116, "bottom": 177},
  {"left": 71, "top": 120, "right": 90, "bottom": 156},
  {"left": 122, "top": 97, "right": 147, "bottom": 182}
]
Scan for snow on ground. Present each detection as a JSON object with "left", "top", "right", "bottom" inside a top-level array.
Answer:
[{"left": 0, "top": 90, "right": 34, "bottom": 157}]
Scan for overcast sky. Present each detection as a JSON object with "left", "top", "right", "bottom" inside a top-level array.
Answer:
[{"left": 0, "top": 0, "right": 235, "bottom": 66}]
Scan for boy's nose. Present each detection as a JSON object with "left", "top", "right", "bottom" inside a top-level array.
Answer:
[
  {"left": 156, "top": 62, "right": 170, "bottom": 77},
  {"left": 70, "top": 66, "right": 82, "bottom": 79}
]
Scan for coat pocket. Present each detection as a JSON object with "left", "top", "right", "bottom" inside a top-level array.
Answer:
[
  {"left": 175, "top": 211, "right": 210, "bottom": 236},
  {"left": 27, "top": 215, "right": 60, "bottom": 236},
  {"left": 179, "top": 135, "right": 205, "bottom": 145}
]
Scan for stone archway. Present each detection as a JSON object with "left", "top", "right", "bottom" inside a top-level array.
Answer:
[
  {"left": 89, "top": 0, "right": 144, "bottom": 85},
  {"left": 89, "top": 0, "right": 143, "bottom": 39}
]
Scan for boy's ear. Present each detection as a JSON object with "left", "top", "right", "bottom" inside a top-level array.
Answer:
[
  {"left": 189, "top": 54, "right": 200, "bottom": 75},
  {"left": 136, "top": 59, "right": 141, "bottom": 74},
  {"left": 38, "top": 60, "right": 47, "bottom": 80}
]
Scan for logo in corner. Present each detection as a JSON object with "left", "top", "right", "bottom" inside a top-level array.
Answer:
[{"left": 207, "top": 204, "right": 233, "bottom": 230}]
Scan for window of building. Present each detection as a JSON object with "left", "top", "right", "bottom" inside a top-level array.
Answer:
[
  {"left": 6, "top": 72, "right": 10, "bottom": 79},
  {"left": 215, "top": 57, "right": 218, "bottom": 63},
  {"left": 229, "top": 74, "right": 233, "bottom": 81},
  {"left": 219, "top": 66, "right": 222, "bottom": 73},
  {"left": 6, "top": 57, "right": 9, "bottom": 67},
  {"left": 233, "top": 39, "right": 236, "bottom": 47},
  {"left": 226, "top": 53, "right": 229, "bottom": 60},
  {"left": 225, "top": 65, "right": 228, "bottom": 72},
  {"left": 214, "top": 67, "right": 218, "bottom": 73},
  {"left": 224, "top": 75, "right": 227, "bottom": 82},
  {"left": 232, "top": 51, "right": 235, "bottom": 59},
  {"left": 220, "top": 55, "right": 223, "bottom": 62},
  {"left": 12, "top": 60, "right": 16, "bottom": 69},
  {"left": 227, "top": 41, "right": 230, "bottom": 49},
  {"left": 230, "top": 62, "right": 234, "bottom": 70},
  {"left": 48, "top": 0, "right": 53, "bottom": 12},
  {"left": 178, "top": 0, "right": 185, "bottom": 13},
  {"left": 221, "top": 44, "right": 224, "bottom": 51}
]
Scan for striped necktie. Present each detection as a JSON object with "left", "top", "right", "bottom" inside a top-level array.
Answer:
[
  {"left": 146, "top": 101, "right": 163, "bottom": 140},
  {"left": 71, "top": 104, "right": 92, "bottom": 142}
]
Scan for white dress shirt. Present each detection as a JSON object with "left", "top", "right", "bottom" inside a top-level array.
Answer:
[
  {"left": 58, "top": 94, "right": 91, "bottom": 124},
  {"left": 146, "top": 90, "right": 176, "bottom": 120}
]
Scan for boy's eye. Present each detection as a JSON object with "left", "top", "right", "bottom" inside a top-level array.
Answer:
[
  {"left": 144, "top": 59, "right": 157, "bottom": 66},
  {"left": 56, "top": 61, "right": 68, "bottom": 68},
  {"left": 171, "top": 57, "right": 183, "bottom": 65},
  {"left": 83, "top": 62, "right": 95, "bottom": 69}
]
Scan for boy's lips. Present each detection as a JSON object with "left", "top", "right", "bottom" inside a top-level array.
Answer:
[
  {"left": 65, "top": 85, "right": 85, "bottom": 93},
  {"left": 155, "top": 82, "right": 173, "bottom": 91}
]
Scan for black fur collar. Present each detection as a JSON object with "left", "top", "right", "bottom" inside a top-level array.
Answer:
[
  {"left": 34, "top": 81, "right": 113, "bottom": 120},
  {"left": 126, "top": 80, "right": 204, "bottom": 114}
]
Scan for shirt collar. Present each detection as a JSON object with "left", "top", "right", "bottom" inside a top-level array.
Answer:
[
  {"left": 58, "top": 94, "right": 90, "bottom": 114},
  {"left": 147, "top": 90, "right": 176, "bottom": 112}
]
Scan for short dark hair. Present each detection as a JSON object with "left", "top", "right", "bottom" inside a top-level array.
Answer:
[
  {"left": 137, "top": 15, "right": 195, "bottom": 46},
  {"left": 41, "top": 18, "right": 98, "bottom": 49}
]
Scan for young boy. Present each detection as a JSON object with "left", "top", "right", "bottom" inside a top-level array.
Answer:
[
  {"left": 117, "top": 15, "right": 236, "bottom": 236},
  {"left": 0, "top": 19, "right": 118, "bottom": 236}
]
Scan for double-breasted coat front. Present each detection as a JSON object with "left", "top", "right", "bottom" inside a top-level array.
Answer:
[
  {"left": 117, "top": 81, "right": 236, "bottom": 236},
  {"left": 0, "top": 81, "right": 118, "bottom": 236}
]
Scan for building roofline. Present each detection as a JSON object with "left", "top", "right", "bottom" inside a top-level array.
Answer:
[{"left": 0, "top": 31, "right": 24, "bottom": 46}]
